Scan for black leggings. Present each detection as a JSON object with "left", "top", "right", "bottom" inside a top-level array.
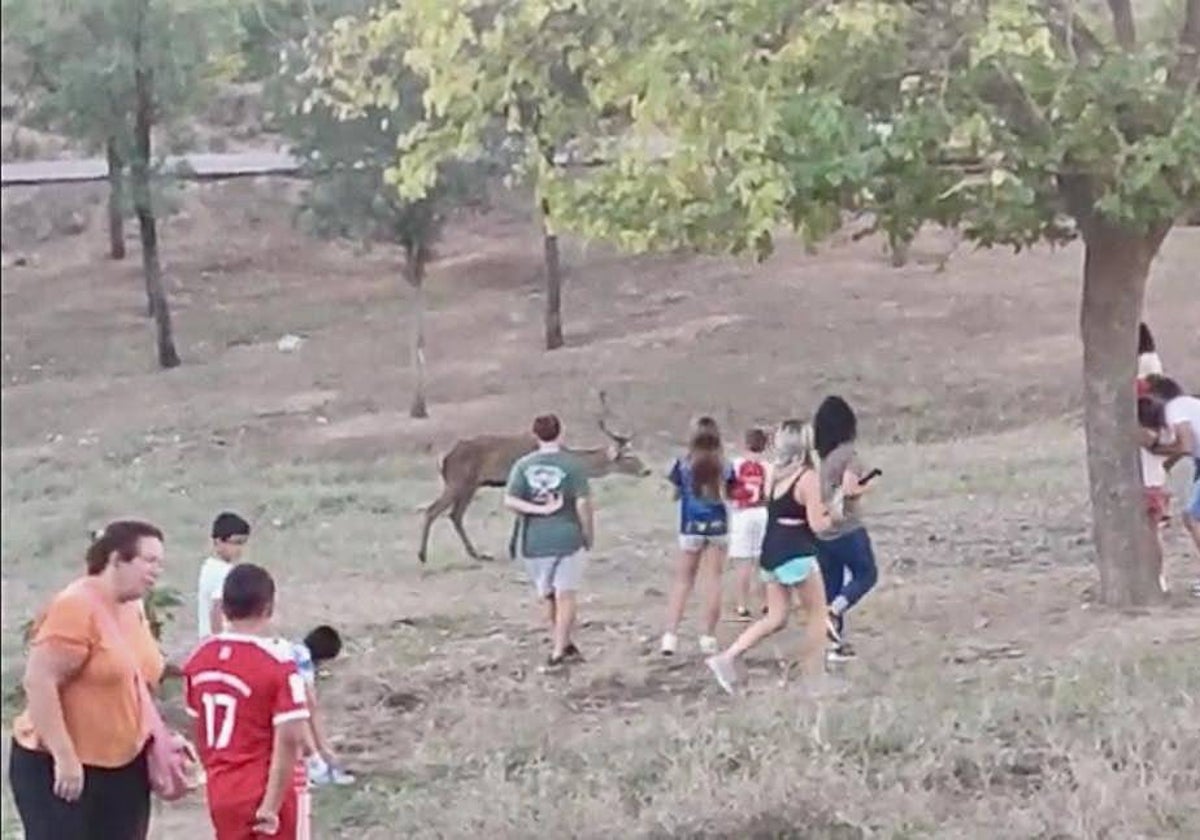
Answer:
[{"left": 8, "top": 740, "right": 151, "bottom": 840}]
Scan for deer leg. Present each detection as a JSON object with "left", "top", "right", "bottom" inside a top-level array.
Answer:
[
  {"left": 418, "top": 488, "right": 457, "bottom": 564},
  {"left": 449, "top": 492, "right": 491, "bottom": 561}
]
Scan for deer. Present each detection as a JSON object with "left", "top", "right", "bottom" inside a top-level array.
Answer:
[{"left": 417, "top": 392, "right": 651, "bottom": 563}]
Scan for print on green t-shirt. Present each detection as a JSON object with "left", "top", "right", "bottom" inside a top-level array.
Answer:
[{"left": 506, "top": 450, "right": 590, "bottom": 558}]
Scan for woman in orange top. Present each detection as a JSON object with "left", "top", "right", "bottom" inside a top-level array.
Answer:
[{"left": 9, "top": 520, "right": 166, "bottom": 840}]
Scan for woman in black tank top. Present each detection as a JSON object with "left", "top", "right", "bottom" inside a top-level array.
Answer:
[
  {"left": 759, "top": 469, "right": 818, "bottom": 572},
  {"left": 706, "top": 421, "right": 836, "bottom": 694}
]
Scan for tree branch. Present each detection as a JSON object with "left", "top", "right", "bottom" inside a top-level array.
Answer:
[
  {"left": 1106, "top": 0, "right": 1136, "bottom": 50},
  {"left": 1169, "top": 0, "right": 1200, "bottom": 91},
  {"left": 1040, "top": 1, "right": 1106, "bottom": 60}
]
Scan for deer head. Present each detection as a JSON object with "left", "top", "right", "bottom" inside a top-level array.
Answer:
[{"left": 597, "top": 390, "right": 651, "bottom": 476}]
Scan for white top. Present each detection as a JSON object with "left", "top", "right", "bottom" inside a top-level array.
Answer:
[
  {"left": 1136, "top": 351, "right": 1168, "bottom": 487},
  {"left": 1137, "top": 351, "right": 1163, "bottom": 378},
  {"left": 196, "top": 556, "right": 233, "bottom": 638},
  {"left": 1140, "top": 445, "right": 1168, "bottom": 487},
  {"left": 1165, "top": 395, "right": 1200, "bottom": 457}
]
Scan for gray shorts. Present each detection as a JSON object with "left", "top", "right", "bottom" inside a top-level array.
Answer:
[{"left": 523, "top": 550, "right": 586, "bottom": 598}]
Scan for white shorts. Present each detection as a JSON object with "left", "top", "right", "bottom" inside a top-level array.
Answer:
[{"left": 728, "top": 506, "right": 768, "bottom": 559}]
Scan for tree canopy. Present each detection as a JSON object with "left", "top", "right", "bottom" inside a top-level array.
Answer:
[
  {"left": 1, "top": 0, "right": 231, "bottom": 157},
  {"left": 539, "top": 0, "right": 1200, "bottom": 259},
  {"left": 317, "top": 1, "right": 1198, "bottom": 258}
]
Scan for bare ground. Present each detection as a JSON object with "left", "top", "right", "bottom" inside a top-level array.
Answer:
[{"left": 2, "top": 180, "right": 1199, "bottom": 839}]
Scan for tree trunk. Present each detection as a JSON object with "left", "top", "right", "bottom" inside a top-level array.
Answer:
[
  {"left": 888, "top": 231, "right": 910, "bottom": 267},
  {"left": 541, "top": 198, "right": 564, "bottom": 351},
  {"left": 131, "top": 28, "right": 180, "bottom": 370},
  {"left": 1079, "top": 223, "right": 1168, "bottom": 607},
  {"left": 1106, "top": 0, "right": 1136, "bottom": 50},
  {"left": 106, "top": 139, "right": 126, "bottom": 261},
  {"left": 406, "top": 250, "right": 429, "bottom": 419}
]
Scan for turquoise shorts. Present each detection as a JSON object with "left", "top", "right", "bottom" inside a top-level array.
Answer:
[{"left": 759, "top": 555, "right": 817, "bottom": 586}]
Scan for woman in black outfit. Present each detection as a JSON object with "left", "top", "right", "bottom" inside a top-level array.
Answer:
[{"left": 705, "top": 420, "right": 833, "bottom": 693}]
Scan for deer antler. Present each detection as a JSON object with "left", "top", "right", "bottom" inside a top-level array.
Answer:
[{"left": 596, "top": 390, "right": 632, "bottom": 446}]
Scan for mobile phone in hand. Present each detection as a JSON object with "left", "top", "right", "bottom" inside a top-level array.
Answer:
[{"left": 859, "top": 468, "right": 882, "bottom": 486}]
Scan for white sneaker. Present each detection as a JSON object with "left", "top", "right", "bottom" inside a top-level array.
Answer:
[
  {"left": 328, "top": 766, "right": 356, "bottom": 785},
  {"left": 306, "top": 755, "right": 331, "bottom": 786},
  {"left": 706, "top": 655, "right": 737, "bottom": 695},
  {"left": 660, "top": 632, "right": 678, "bottom": 656},
  {"left": 699, "top": 635, "right": 719, "bottom": 655}
]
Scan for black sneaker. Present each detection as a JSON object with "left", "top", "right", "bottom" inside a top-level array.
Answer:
[
  {"left": 545, "top": 654, "right": 566, "bottom": 670},
  {"left": 825, "top": 611, "right": 843, "bottom": 645},
  {"left": 563, "top": 643, "right": 584, "bottom": 663}
]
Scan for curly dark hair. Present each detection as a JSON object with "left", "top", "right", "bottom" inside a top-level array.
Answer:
[
  {"left": 813, "top": 395, "right": 858, "bottom": 459},
  {"left": 1138, "top": 322, "right": 1155, "bottom": 355}
]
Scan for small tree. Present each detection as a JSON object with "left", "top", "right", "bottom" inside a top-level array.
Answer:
[
  {"left": 4, "top": 0, "right": 231, "bottom": 368},
  {"left": 542, "top": 0, "right": 1199, "bottom": 607},
  {"left": 316, "top": 0, "right": 609, "bottom": 351},
  {"left": 1, "top": 0, "right": 129, "bottom": 258},
  {"left": 294, "top": 15, "right": 487, "bottom": 418}
]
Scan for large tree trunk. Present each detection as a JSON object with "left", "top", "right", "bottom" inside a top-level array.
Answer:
[
  {"left": 540, "top": 197, "right": 564, "bottom": 351},
  {"left": 105, "top": 139, "right": 126, "bottom": 261},
  {"left": 131, "top": 26, "right": 180, "bottom": 370},
  {"left": 406, "top": 249, "right": 428, "bottom": 419},
  {"left": 1079, "top": 223, "right": 1168, "bottom": 607}
]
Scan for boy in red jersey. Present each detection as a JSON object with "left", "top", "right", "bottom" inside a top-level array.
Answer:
[
  {"left": 182, "top": 564, "right": 311, "bottom": 839},
  {"left": 728, "top": 427, "right": 770, "bottom": 618}
]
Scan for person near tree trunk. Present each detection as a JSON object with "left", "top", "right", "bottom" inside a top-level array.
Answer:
[{"left": 1144, "top": 375, "right": 1200, "bottom": 598}]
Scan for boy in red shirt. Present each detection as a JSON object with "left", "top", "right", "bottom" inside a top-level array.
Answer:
[
  {"left": 728, "top": 427, "right": 770, "bottom": 618},
  {"left": 182, "top": 564, "right": 311, "bottom": 839}
]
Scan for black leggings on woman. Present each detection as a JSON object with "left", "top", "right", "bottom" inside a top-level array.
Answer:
[{"left": 9, "top": 740, "right": 150, "bottom": 840}]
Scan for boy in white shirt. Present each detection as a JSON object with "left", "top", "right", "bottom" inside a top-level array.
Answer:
[
  {"left": 291, "top": 624, "right": 355, "bottom": 787},
  {"left": 196, "top": 511, "right": 251, "bottom": 638}
]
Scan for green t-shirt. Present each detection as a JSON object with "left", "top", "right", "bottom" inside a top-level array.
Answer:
[{"left": 505, "top": 449, "right": 591, "bottom": 559}]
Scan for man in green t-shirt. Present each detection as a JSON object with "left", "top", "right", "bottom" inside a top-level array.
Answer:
[{"left": 504, "top": 413, "right": 594, "bottom": 668}]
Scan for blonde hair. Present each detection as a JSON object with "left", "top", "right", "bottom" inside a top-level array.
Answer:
[{"left": 773, "top": 419, "right": 816, "bottom": 472}]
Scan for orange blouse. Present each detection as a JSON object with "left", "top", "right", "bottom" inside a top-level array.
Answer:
[{"left": 13, "top": 579, "right": 165, "bottom": 768}]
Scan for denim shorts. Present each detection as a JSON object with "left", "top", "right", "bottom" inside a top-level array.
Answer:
[{"left": 678, "top": 533, "right": 728, "bottom": 553}]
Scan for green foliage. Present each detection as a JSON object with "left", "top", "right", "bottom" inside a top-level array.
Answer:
[
  {"left": 234, "top": 0, "right": 310, "bottom": 80},
  {"left": 315, "top": 1, "right": 1198, "bottom": 260},
  {"left": 538, "top": 0, "right": 1200, "bottom": 258},
  {"left": 292, "top": 0, "right": 491, "bottom": 269},
  {"left": 309, "top": 0, "right": 605, "bottom": 214},
  {"left": 1, "top": 0, "right": 234, "bottom": 158},
  {"left": 143, "top": 584, "right": 183, "bottom": 642}
]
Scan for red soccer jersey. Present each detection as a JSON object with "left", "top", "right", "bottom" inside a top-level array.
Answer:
[
  {"left": 728, "top": 456, "right": 767, "bottom": 509},
  {"left": 182, "top": 632, "right": 310, "bottom": 809}
]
